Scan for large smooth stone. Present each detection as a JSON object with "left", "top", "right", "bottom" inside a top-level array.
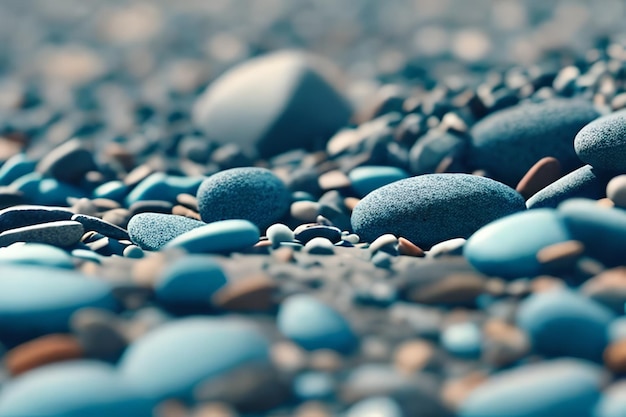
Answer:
[
  {"left": 351, "top": 174, "right": 526, "bottom": 249},
  {"left": 119, "top": 317, "right": 271, "bottom": 402},
  {"left": 575, "top": 110, "right": 626, "bottom": 172},
  {"left": 460, "top": 359, "right": 606, "bottom": 417},
  {"left": 193, "top": 50, "right": 352, "bottom": 158},
  {"left": 0, "top": 361, "right": 153, "bottom": 417},
  {"left": 0, "top": 265, "right": 117, "bottom": 344},
  {"left": 127, "top": 213, "right": 206, "bottom": 251},
  {"left": 164, "top": 219, "right": 260, "bottom": 254},
  {"left": 465, "top": 209, "right": 572, "bottom": 279},
  {"left": 516, "top": 289, "right": 615, "bottom": 362},
  {"left": 469, "top": 99, "right": 600, "bottom": 186},
  {"left": 277, "top": 294, "right": 357, "bottom": 353},
  {"left": 197, "top": 167, "right": 290, "bottom": 230}
]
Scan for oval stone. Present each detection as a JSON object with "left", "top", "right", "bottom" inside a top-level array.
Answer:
[
  {"left": 574, "top": 110, "right": 626, "bottom": 171},
  {"left": 0, "top": 243, "right": 74, "bottom": 269},
  {"left": 164, "top": 219, "right": 260, "bottom": 254},
  {"left": 348, "top": 166, "right": 409, "bottom": 198},
  {"left": 351, "top": 174, "right": 526, "bottom": 249},
  {"left": 127, "top": 213, "right": 206, "bottom": 251}
]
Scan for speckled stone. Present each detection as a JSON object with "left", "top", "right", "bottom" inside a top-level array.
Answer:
[
  {"left": 0, "top": 220, "right": 84, "bottom": 248},
  {"left": 197, "top": 167, "right": 291, "bottom": 230},
  {"left": 0, "top": 205, "right": 73, "bottom": 233},
  {"left": 351, "top": 174, "right": 526, "bottom": 249},
  {"left": 71, "top": 214, "right": 129, "bottom": 240},
  {"left": 470, "top": 99, "right": 600, "bottom": 186},
  {"left": 127, "top": 213, "right": 206, "bottom": 251},
  {"left": 574, "top": 110, "right": 626, "bottom": 171}
]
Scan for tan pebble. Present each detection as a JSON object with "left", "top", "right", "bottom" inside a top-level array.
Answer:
[
  {"left": 318, "top": 169, "right": 351, "bottom": 190},
  {"left": 212, "top": 274, "right": 277, "bottom": 312},
  {"left": 176, "top": 193, "right": 199, "bottom": 211},
  {"left": 393, "top": 339, "right": 435, "bottom": 374},
  {"left": 397, "top": 237, "right": 425, "bottom": 257},
  {"left": 309, "top": 349, "right": 343, "bottom": 372},
  {"left": 0, "top": 137, "right": 23, "bottom": 160},
  {"left": 605, "top": 339, "right": 626, "bottom": 373},
  {"left": 132, "top": 252, "right": 167, "bottom": 287},
  {"left": 294, "top": 402, "right": 333, "bottom": 417},
  {"left": 531, "top": 276, "right": 565, "bottom": 293},
  {"left": 441, "top": 372, "right": 488, "bottom": 409},
  {"left": 343, "top": 197, "right": 361, "bottom": 212},
  {"left": 154, "top": 400, "right": 188, "bottom": 417},
  {"left": 581, "top": 267, "right": 626, "bottom": 310},
  {"left": 290, "top": 201, "right": 320, "bottom": 222},
  {"left": 515, "top": 157, "right": 562, "bottom": 200},
  {"left": 482, "top": 320, "right": 530, "bottom": 366},
  {"left": 101, "top": 208, "right": 131, "bottom": 229},
  {"left": 607, "top": 175, "right": 626, "bottom": 208},
  {"left": 271, "top": 342, "right": 308, "bottom": 373},
  {"left": 407, "top": 273, "right": 486, "bottom": 305},
  {"left": 124, "top": 164, "right": 154, "bottom": 187},
  {"left": 191, "top": 402, "right": 238, "bottom": 417},
  {"left": 172, "top": 205, "right": 201, "bottom": 220},
  {"left": 91, "top": 198, "right": 121, "bottom": 211},
  {"left": 484, "top": 278, "right": 507, "bottom": 297},
  {"left": 597, "top": 198, "right": 615, "bottom": 208},
  {"left": 5, "top": 334, "right": 84, "bottom": 376},
  {"left": 536, "top": 240, "right": 585, "bottom": 269},
  {"left": 272, "top": 246, "right": 295, "bottom": 263}
]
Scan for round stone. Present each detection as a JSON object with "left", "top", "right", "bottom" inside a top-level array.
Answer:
[
  {"left": 197, "top": 167, "right": 291, "bottom": 231},
  {"left": 469, "top": 99, "right": 600, "bottom": 186},
  {"left": 163, "top": 219, "right": 260, "bottom": 254},
  {"left": 441, "top": 322, "right": 482, "bottom": 359},
  {"left": 0, "top": 243, "right": 74, "bottom": 269},
  {"left": 125, "top": 173, "right": 203, "bottom": 207},
  {"left": 0, "top": 205, "right": 73, "bottom": 233},
  {"left": 351, "top": 174, "right": 526, "bottom": 249},
  {"left": 607, "top": 175, "right": 626, "bottom": 208},
  {"left": 266, "top": 223, "right": 294, "bottom": 247},
  {"left": 127, "top": 213, "right": 206, "bottom": 251},
  {"left": 574, "top": 110, "right": 626, "bottom": 171},
  {"left": 348, "top": 166, "right": 409, "bottom": 197}
]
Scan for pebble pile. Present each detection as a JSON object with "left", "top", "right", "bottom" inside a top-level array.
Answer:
[{"left": 1, "top": 1, "right": 626, "bottom": 416}]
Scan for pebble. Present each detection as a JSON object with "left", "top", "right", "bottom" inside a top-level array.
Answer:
[
  {"left": 290, "top": 201, "right": 321, "bottom": 222},
  {"left": 607, "top": 175, "right": 626, "bottom": 208},
  {"left": 351, "top": 173, "right": 526, "bottom": 249},
  {"left": 304, "top": 237, "right": 335, "bottom": 255},
  {"left": 427, "top": 237, "right": 466, "bottom": 258},
  {"left": 197, "top": 167, "right": 291, "bottom": 230},
  {"left": 345, "top": 396, "right": 404, "bottom": 417},
  {"left": 574, "top": 110, "right": 626, "bottom": 171},
  {"left": 5, "top": 334, "right": 84, "bottom": 376},
  {"left": 348, "top": 166, "right": 409, "bottom": 197},
  {"left": 397, "top": 237, "right": 425, "bottom": 257},
  {"left": 293, "top": 372, "right": 335, "bottom": 401},
  {"left": 192, "top": 50, "right": 352, "bottom": 159},
  {"left": 127, "top": 213, "right": 206, "bottom": 251},
  {"left": 36, "top": 138, "right": 97, "bottom": 184},
  {"left": 0, "top": 153, "right": 36, "bottom": 186},
  {"left": 212, "top": 273, "right": 277, "bottom": 312},
  {"left": 441, "top": 322, "right": 482, "bottom": 359},
  {"left": 294, "top": 224, "right": 342, "bottom": 244},
  {"left": 0, "top": 205, "right": 73, "bottom": 232},
  {"left": 0, "top": 219, "right": 84, "bottom": 248},
  {"left": 581, "top": 268, "right": 626, "bottom": 313},
  {"left": 125, "top": 173, "right": 202, "bottom": 207},
  {"left": 164, "top": 219, "right": 260, "bottom": 254},
  {"left": 266, "top": 223, "right": 295, "bottom": 247},
  {"left": 409, "top": 129, "right": 467, "bottom": 175},
  {"left": 71, "top": 213, "right": 129, "bottom": 240},
  {"left": 369, "top": 233, "right": 398, "bottom": 254},
  {"left": 515, "top": 156, "right": 563, "bottom": 200},
  {"left": 0, "top": 242, "right": 74, "bottom": 269},
  {"left": 277, "top": 294, "right": 358, "bottom": 354},
  {"left": 516, "top": 289, "right": 615, "bottom": 362}
]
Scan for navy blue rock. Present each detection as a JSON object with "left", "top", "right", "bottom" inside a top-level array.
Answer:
[
  {"left": 351, "top": 174, "right": 526, "bottom": 249},
  {"left": 575, "top": 110, "right": 626, "bottom": 172},
  {"left": 197, "top": 167, "right": 291, "bottom": 230},
  {"left": 465, "top": 209, "right": 572, "bottom": 279},
  {"left": 526, "top": 165, "right": 614, "bottom": 209},
  {"left": 119, "top": 317, "right": 271, "bottom": 402},
  {"left": 517, "top": 289, "right": 615, "bottom": 362},
  {"left": 127, "top": 213, "right": 206, "bottom": 251},
  {"left": 460, "top": 359, "right": 606, "bottom": 417},
  {"left": 0, "top": 361, "right": 153, "bottom": 417},
  {"left": 470, "top": 99, "right": 600, "bottom": 186},
  {"left": 193, "top": 50, "right": 352, "bottom": 158},
  {"left": 277, "top": 294, "right": 358, "bottom": 353}
]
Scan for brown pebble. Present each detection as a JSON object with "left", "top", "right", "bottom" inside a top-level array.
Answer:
[
  {"left": 604, "top": 339, "right": 626, "bottom": 373},
  {"left": 482, "top": 320, "right": 530, "bottom": 366},
  {"left": 393, "top": 339, "right": 436, "bottom": 374},
  {"left": 5, "top": 334, "right": 84, "bottom": 376},
  {"left": 531, "top": 276, "right": 565, "bottom": 293},
  {"left": 124, "top": 164, "right": 154, "bottom": 187},
  {"left": 397, "top": 237, "right": 426, "bottom": 257},
  {"left": 191, "top": 403, "right": 238, "bottom": 417},
  {"left": 581, "top": 267, "right": 626, "bottom": 311},
  {"left": 515, "top": 157, "right": 562, "bottom": 200},
  {"left": 318, "top": 169, "right": 351, "bottom": 190},
  {"left": 272, "top": 246, "right": 295, "bottom": 263},
  {"left": 536, "top": 240, "right": 585, "bottom": 269},
  {"left": 154, "top": 400, "right": 188, "bottom": 417},
  {"left": 176, "top": 193, "right": 199, "bottom": 211},
  {"left": 309, "top": 349, "right": 343, "bottom": 372},
  {"left": 406, "top": 273, "right": 486, "bottom": 305},
  {"left": 343, "top": 197, "right": 361, "bottom": 212},
  {"left": 271, "top": 342, "right": 307, "bottom": 373},
  {"left": 441, "top": 372, "right": 488, "bottom": 409},
  {"left": 101, "top": 208, "right": 132, "bottom": 229},
  {"left": 172, "top": 205, "right": 202, "bottom": 220},
  {"left": 212, "top": 274, "right": 277, "bottom": 312}
]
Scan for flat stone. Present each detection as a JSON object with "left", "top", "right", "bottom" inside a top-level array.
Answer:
[
  {"left": 5, "top": 334, "right": 84, "bottom": 376},
  {"left": 0, "top": 220, "right": 84, "bottom": 248},
  {"left": 164, "top": 219, "right": 260, "bottom": 254},
  {"left": 72, "top": 213, "right": 129, "bottom": 240},
  {"left": 516, "top": 156, "right": 562, "bottom": 200},
  {"left": 0, "top": 205, "right": 74, "bottom": 233}
]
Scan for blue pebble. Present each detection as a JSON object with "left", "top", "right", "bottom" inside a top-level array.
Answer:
[
  {"left": 0, "top": 243, "right": 74, "bottom": 269},
  {"left": 558, "top": 198, "right": 626, "bottom": 267},
  {"left": 92, "top": 180, "right": 129, "bottom": 202},
  {"left": 164, "top": 219, "right": 260, "bottom": 254},
  {"left": 0, "top": 154, "right": 36, "bottom": 186},
  {"left": 465, "top": 209, "right": 572, "bottom": 279},
  {"left": 460, "top": 359, "right": 606, "bottom": 417},
  {"left": 469, "top": 99, "right": 599, "bottom": 186},
  {"left": 595, "top": 383, "right": 626, "bottom": 417},
  {"left": 293, "top": 372, "right": 335, "bottom": 401},
  {"left": 409, "top": 129, "right": 467, "bottom": 175},
  {"left": 348, "top": 166, "right": 409, "bottom": 197},
  {"left": 197, "top": 167, "right": 290, "bottom": 230},
  {"left": 516, "top": 290, "right": 615, "bottom": 362},
  {"left": 277, "top": 294, "right": 357, "bottom": 353},
  {"left": 125, "top": 173, "right": 203, "bottom": 206},
  {"left": 0, "top": 265, "right": 117, "bottom": 343},
  {"left": 127, "top": 213, "right": 206, "bottom": 251},
  {"left": 574, "top": 110, "right": 626, "bottom": 171},
  {"left": 119, "top": 317, "right": 270, "bottom": 402},
  {"left": 0, "top": 205, "right": 74, "bottom": 233},
  {"left": 441, "top": 322, "right": 482, "bottom": 359},
  {"left": 608, "top": 317, "right": 626, "bottom": 342},
  {"left": 526, "top": 165, "right": 614, "bottom": 209},
  {"left": 351, "top": 174, "right": 526, "bottom": 249},
  {"left": 0, "top": 361, "right": 154, "bottom": 417},
  {"left": 155, "top": 257, "right": 228, "bottom": 308},
  {"left": 345, "top": 396, "right": 405, "bottom": 417},
  {"left": 11, "top": 174, "right": 86, "bottom": 206}
]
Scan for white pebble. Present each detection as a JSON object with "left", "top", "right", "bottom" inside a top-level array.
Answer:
[
  {"left": 304, "top": 237, "right": 335, "bottom": 255},
  {"left": 607, "top": 175, "right": 626, "bottom": 208},
  {"left": 266, "top": 223, "right": 294, "bottom": 247}
]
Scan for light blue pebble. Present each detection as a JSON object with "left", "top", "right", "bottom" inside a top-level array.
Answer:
[
  {"left": 348, "top": 166, "right": 409, "bottom": 197},
  {"left": 11, "top": 174, "right": 86, "bottom": 206},
  {"left": 0, "top": 243, "right": 73, "bottom": 269},
  {"left": 0, "top": 361, "right": 154, "bottom": 417},
  {"left": 517, "top": 289, "right": 615, "bottom": 362},
  {"left": 164, "top": 219, "right": 260, "bottom": 254},
  {"left": 266, "top": 223, "right": 294, "bottom": 247},
  {"left": 304, "top": 237, "right": 335, "bottom": 255},
  {"left": 71, "top": 248, "right": 103, "bottom": 264},
  {"left": 465, "top": 209, "right": 572, "bottom": 279},
  {"left": 595, "top": 382, "right": 626, "bottom": 417},
  {"left": 293, "top": 372, "right": 335, "bottom": 401},
  {"left": 441, "top": 322, "right": 482, "bottom": 359},
  {"left": 460, "top": 359, "right": 606, "bottom": 417},
  {"left": 345, "top": 396, "right": 404, "bottom": 417},
  {"left": 125, "top": 173, "right": 203, "bottom": 206},
  {"left": 119, "top": 317, "right": 270, "bottom": 402},
  {"left": 123, "top": 245, "right": 144, "bottom": 259},
  {"left": 0, "top": 154, "right": 36, "bottom": 186},
  {"left": 277, "top": 294, "right": 357, "bottom": 353},
  {"left": 155, "top": 257, "right": 228, "bottom": 307},
  {"left": 608, "top": 317, "right": 626, "bottom": 342},
  {"left": 93, "top": 180, "right": 128, "bottom": 202}
]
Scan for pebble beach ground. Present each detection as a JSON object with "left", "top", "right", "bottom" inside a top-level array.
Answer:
[{"left": 1, "top": 1, "right": 626, "bottom": 416}]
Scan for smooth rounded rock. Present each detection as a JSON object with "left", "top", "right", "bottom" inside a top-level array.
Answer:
[
  {"left": 348, "top": 166, "right": 409, "bottom": 197},
  {"left": 607, "top": 175, "right": 626, "bottom": 207},
  {"left": 574, "top": 110, "right": 626, "bottom": 171},
  {"left": 441, "top": 322, "right": 482, "bottom": 359},
  {"left": 465, "top": 209, "right": 572, "bottom": 279},
  {"left": 71, "top": 214, "right": 129, "bottom": 240},
  {"left": 277, "top": 294, "right": 357, "bottom": 353},
  {"left": 460, "top": 359, "right": 606, "bottom": 417},
  {"left": 517, "top": 289, "right": 615, "bottom": 362},
  {"left": 516, "top": 156, "right": 563, "bottom": 200},
  {"left": 0, "top": 220, "right": 84, "bottom": 248},
  {"left": 164, "top": 219, "right": 260, "bottom": 254},
  {"left": 266, "top": 223, "right": 294, "bottom": 247},
  {"left": 409, "top": 129, "right": 467, "bottom": 175},
  {"left": 119, "top": 317, "right": 271, "bottom": 402},
  {"left": 0, "top": 205, "right": 73, "bottom": 233},
  {"left": 125, "top": 173, "right": 203, "bottom": 206},
  {"left": 36, "top": 139, "right": 97, "bottom": 184},
  {"left": 193, "top": 50, "right": 352, "bottom": 158},
  {"left": 0, "top": 243, "right": 74, "bottom": 269},
  {"left": 197, "top": 167, "right": 290, "bottom": 230},
  {"left": 127, "top": 213, "right": 206, "bottom": 251},
  {"left": 351, "top": 174, "right": 526, "bottom": 249},
  {"left": 470, "top": 99, "right": 600, "bottom": 186}
]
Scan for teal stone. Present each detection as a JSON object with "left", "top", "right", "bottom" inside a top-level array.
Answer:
[
  {"left": 277, "top": 294, "right": 358, "bottom": 353},
  {"left": 441, "top": 322, "right": 482, "bottom": 359},
  {"left": 0, "top": 265, "right": 117, "bottom": 343},
  {"left": 460, "top": 359, "right": 606, "bottom": 417},
  {"left": 92, "top": 180, "right": 128, "bottom": 202},
  {"left": 11, "top": 174, "right": 86, "bottom": 206},
  {"left": 464, "top": 209, "right": 572, "bottom": 279},
  {"left": 293, "top": 372, "right": 335, "bottom": 401},
  {"left": 346, "top": 396, "right": 405, "bottom": 417},
  {"left": 574, "top": 109, "right": 626, "bottom": 171},
  {"left": 517, "top": 290, "right": 615, "bottom": 362},
  {"left": 0, "top": 361, "right": 153, "bottom": 417},
  {"left": 348, "top": 166, "right": 409, "bottom": 197},
  {"left": 155, "top": 256, "right": 228, "bottom": 308},
  {"left": 119, "top": 317, "right": 271, "bottom": 402},
  {"left": 0, "top": 154, "right": 36, "bottom": 186},
  {"left": 125, "top": 173, "right": 203, "bottom": 206},
  {"left": 0, "top": 243, "right": 73, "bottom": 269},
  {"left": 595, "top": 383, "right": 626, "bottom": 417},
  {"left": 163, "top": 219, "right": 260, "bottom": 254},
  {"left": 127, "top": 213, "right": 206, "bottom": 251}
]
